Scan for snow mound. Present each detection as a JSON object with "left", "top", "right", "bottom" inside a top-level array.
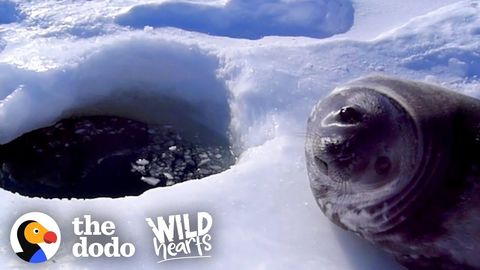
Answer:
[
  {"left": 115, "top": 0, "right": 354, "bottom": 39},
  {"left": 379, "top": 2, "right": 480, "bottom": 80},
  {"left": 404, "top": 48, "right": 480, "bottom": 78},
  {"left": 0, "top": 36, "right": 230, "bottom": 145},
  {"left": 340, "top": 0, "right": 462, "bottom": 40},
  {"left": 0, "top": 1, "right": 23, "bottom": 24}
]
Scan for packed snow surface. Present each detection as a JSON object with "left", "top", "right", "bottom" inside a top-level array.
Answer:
[
  {"left": 0, "top": 0, "right": 479, "bottom": 269},
  {"left": 115, "top": 0, "right": 354, "bottom": 39}
]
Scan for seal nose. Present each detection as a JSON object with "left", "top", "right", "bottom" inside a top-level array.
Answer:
[{"left": 312, "top": 106, "right": 365, "bottom": 178}]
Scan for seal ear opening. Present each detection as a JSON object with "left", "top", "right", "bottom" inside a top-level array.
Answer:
[{"left": 374, "top": 156, "right": 391, "bottom": 175}]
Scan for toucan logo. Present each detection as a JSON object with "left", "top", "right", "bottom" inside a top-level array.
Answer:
[{"left": 10, "top": 212, "right": 61, "bottom": 263}]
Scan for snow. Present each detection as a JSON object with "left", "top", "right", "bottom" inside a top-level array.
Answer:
[
  {"left": 339, "top": 0, "right": 462, "bottom": 40},
  {"left": 0, "top": 0, "right": 479, "bottom": 269},
  {"left": 0, "top": 1, "right": 23, "bottom": 24},
  {"left": 115, "top": 0, "right": 354, "bottom": 39}
]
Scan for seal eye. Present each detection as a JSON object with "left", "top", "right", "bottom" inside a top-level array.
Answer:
[
  {"left": 375, "top": 156, "right": 391, "bottom": 175},
  {"left": 33, "top": 228, "right": 39, "bottom": 234},
  {"left": 314, "top": 156, "right": 328, "bottom": 175},
  {"left": 338, "top": 106, "right": 362, "bottom": 123}
]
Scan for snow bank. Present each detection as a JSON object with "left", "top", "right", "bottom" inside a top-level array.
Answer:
[
  {"left": 0, "top": 36, "right": 230, "bottom": 145},
  {"left": 115, "top": 0, "right": 354, "bottom": 39},
  {"left": 341, "top": 0, "right": 462, "bottom": 39},
  {"left": 377, "top": 2, "right": 480, "bottom": 80}
]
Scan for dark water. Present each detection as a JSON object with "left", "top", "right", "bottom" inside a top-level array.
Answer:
[{"left": 0, "top": 116, "right": 235, "bottom": 199}]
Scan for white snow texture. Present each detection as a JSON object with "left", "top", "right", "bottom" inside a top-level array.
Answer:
[{"left": 0, "top": 0, "right": 478, "bottom": 269}]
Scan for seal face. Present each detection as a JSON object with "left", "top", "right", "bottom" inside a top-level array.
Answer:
[
  {"left": 306, "top": 86, "right": 421, "bottom": 234},
  {"left": 306, "top": 76, "right": 480, "bottom": 269}
]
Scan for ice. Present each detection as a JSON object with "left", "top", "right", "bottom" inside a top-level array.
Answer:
[
  {"left": 0, "top": 1, "right": 23, "bottom": 24},
  {"left": 136, "top": 159, "right": 150, "bottom": 166},
  {"left": 338, "top": 0, "right": 462, "bottom": 40},
  {"left": 0, "top": 0, "right": 479, "bottom": 269},
  {"left": 115, "top": 0, "right": 354, "bottom": 39},
  {"left": 141, "top": 176, "right": 161, "bottom": 186}
]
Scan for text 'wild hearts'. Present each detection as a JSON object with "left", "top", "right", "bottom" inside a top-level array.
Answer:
[{"left": 146, "top": 212, "right": 213, "bottom": 262}]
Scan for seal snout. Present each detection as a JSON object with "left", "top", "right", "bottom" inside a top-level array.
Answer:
[
  {"left": 314, "top": 136, "right": 357, "bottom": 178},
  {"left": 315, "top": 105, "right": 365, "bottom": 177},
  {"left": 311, "top": 105, "right": 367, "bottom": 180}
]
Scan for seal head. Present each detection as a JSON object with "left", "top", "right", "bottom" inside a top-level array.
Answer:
[
  {"left": 306, "top": 76, "right": 480, "bottom": 269},
  {"left": 306, "top": 85, "right": 424, "bottom": 235}
]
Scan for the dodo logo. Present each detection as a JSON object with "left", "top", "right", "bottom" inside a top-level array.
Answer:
[{"left": 10, "top": 212, "right": 61, "bottom": 263}]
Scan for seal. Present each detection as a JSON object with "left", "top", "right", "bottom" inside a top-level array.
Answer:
[{"left": 305, "top": 76, "right": 480, "bottom": 269}]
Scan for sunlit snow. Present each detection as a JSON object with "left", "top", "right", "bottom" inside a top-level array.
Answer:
[{"left": 0, "top": 0, "right": 479, "bottom": 269}]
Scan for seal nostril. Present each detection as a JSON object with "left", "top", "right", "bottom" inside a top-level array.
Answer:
[
  {"left": 338, "top": 106, "right": 362, "bottom": 123},
  {"left": 375, "top": 156, "right": 391, "bottom": 175},
  {"left": 314, "top": 156, "right": 329, "bottom": 175}
]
